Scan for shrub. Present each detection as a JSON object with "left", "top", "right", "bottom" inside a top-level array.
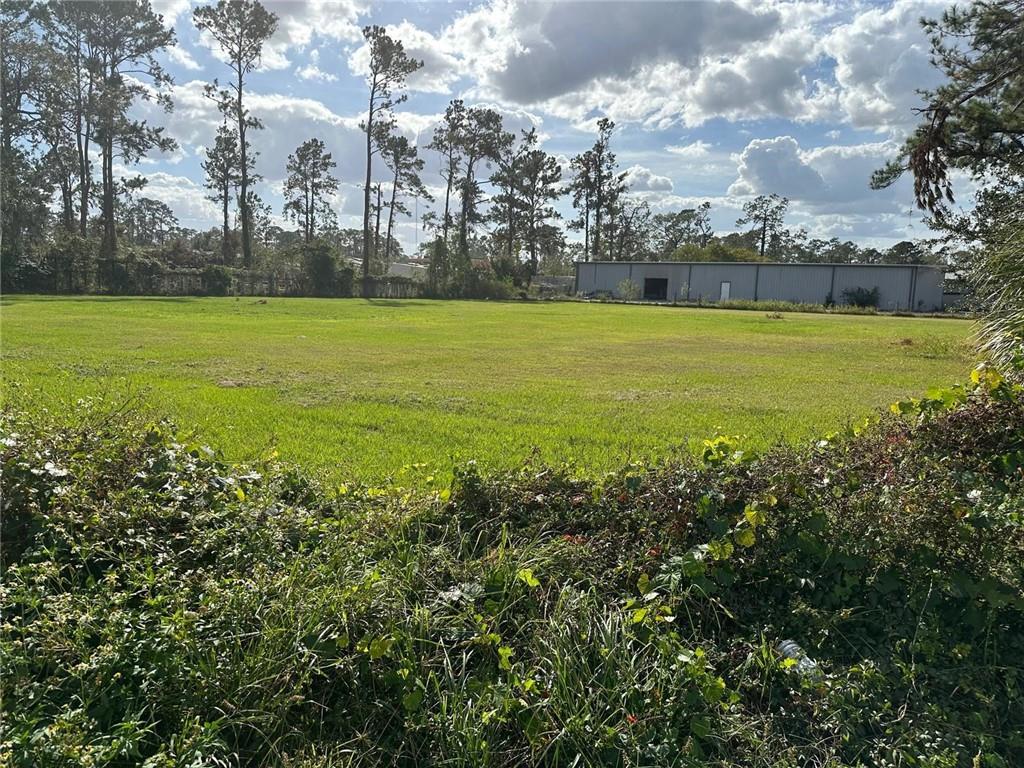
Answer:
[
  {"left": 444, "top": 263, "right": 516, "bottom": 300},
  {"left": 336, "top": 265, "right": 355, "bottom": 297},
  {"left": 299, "top": 241, "right": 341, "bottom": 297},
  {"left": 2, "top": 373, "right": 1022, "bottom": 765},
  {"left": 974, "top": 194, "right": 1024, "bottom": 380},
  {"left": 842, "top": 285, "right": 880, "bottom": 307},
  {"left": 201, "top": 263, "right": 232, "bottom": 296},
  {"left": 714, "top": 297, "right": 879, "bottom": 315},
  {"left": 43, "top": 233, "right": 99, "bottom": 293},
  {"left": 617, "top": 278, "right": 641, "bottom": 300}
]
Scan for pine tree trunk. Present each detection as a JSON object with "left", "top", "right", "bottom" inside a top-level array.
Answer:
[
  {"left": 305, "top": 182, "right": 311, "bottom": 243},
  {"left": 385, "top": 166, "right": 398, "bottom": 264},
  {"left": 583, "top": 198, "right": 590, "bottom": 262},
  {"left": 362, "top": 90, "right": 374, "bottom": 297},
  {"left": 76, "top": 38, "right": 92, "bottom": 238},
  {"left": 236, "top": 65, "right": 252, "bottom": 268},
  {"left": 61, "top": 180, "right": 74, "bottom": 232},
  {"left": 458, "top": 160, "right": 473, "bottom": 267},
  {"left": 221, "top": 180, "right": 230, "bottom": 262},
  {"left": 100, "top": 134, "right": 116, "bottom": 257}
]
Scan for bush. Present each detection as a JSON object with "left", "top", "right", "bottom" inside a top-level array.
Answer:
[
  {"left": 2, "top": 373, "right": 1022, "bottom": 765},
  {"left": 43, "top": 233, "right": 99, "bottom": 293},
  {"left": 617, "top": 278, "right": 641, "bottom": 300},
  {"left": 842, "top": 285, "right": 880, "bottom": 307},
  {"left": 300, "top": 240, "right": 341, "bottom": 297},
  {"left": 715, "top": 297, "right": 878, "bottom": 315},
  {"left": 201, "top": 263, "right": 232, "bottom": 296},
  {"left": 443, "top": 263, "right": 516, "bottom": 300}
]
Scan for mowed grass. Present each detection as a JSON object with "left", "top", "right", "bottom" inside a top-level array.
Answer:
[{"left": 1, "top": 296, "right": 976, "bottom": 481}]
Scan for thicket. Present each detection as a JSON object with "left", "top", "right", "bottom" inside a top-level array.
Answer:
[{"left": 2, "top": 370, "right": 1022, "bottom": 766}]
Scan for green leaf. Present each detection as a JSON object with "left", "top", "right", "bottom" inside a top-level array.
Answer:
[
  {"left": 402, "top": 689, "right": 424, "bottom": 712},
  {"left": 734, "top": 527, "right": 756, "bottom": 548},
  {"left": 690, "top": 716, "right": 711, "bottom": 739},
  {"left": 637, "top": 573, "right": 651, "bottom": 595},
  {"left": 368, "top": 635, "right": 394, "bottom": 660},
  {"left": 516, "top": 568, "right": 540, "bottom": 588},
  {"left": 743, "top": 503, "right": 766, "bottom": 527},
  {"left": 702, "top": 676, "right": 726, "bottom": 704},
  {"left": 707, "top": 538, "right": 734, "bottom": 561},
  {"left": 498, "top": 645, "right": 514, "bottom": 671},
  {"left": 631, "top": 607, "right": 648, "bottom": 624}
]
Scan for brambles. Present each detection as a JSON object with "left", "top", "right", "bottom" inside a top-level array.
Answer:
[
  {"left": 2, "top": 374, "right": 1022, "bottom": 765},
  {"left": 841, "top": 285, "right": 880, "bottom": 308}
]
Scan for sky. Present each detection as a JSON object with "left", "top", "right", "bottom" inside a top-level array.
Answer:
[{"left": 135, "top": 0, "right": 971, "bottom": 253}]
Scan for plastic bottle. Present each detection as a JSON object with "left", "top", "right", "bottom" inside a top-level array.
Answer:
[{"left": 776, "top": 639, "right": 823, "bottom": 680}]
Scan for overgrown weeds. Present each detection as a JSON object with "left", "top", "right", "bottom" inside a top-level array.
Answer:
[{"left": 2, "top": 372, "right": 1022, "bottom": 766}]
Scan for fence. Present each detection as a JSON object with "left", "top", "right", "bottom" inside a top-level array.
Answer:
[{"left": 7, "top": 256, "right": 424, "bottom": 299}]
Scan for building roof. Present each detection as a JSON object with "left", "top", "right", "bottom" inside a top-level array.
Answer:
[{"left": 576, "top": 260, "right": 941, "bottom": 269}]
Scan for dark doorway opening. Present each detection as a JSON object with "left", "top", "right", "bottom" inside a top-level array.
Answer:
[{"left": 643, "top": 277, "right": 668, "bottom": 301}]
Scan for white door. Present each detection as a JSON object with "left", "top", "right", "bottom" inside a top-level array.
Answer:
[{"left": 720, "top": 281, "right": 731, "bottom": 301}]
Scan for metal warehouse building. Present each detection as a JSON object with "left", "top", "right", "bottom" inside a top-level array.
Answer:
[{"left": 574, "top": 261, "right": 945, "bottom": 311}]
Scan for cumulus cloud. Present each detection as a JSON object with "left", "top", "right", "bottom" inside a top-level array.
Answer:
[
  {"left": 196, "top": 0, "right": 366, "bottom": 72},
  {"left": 822, "top": 1, "right": 947, "bottom": 131},
  {"left": 369, "top": 0, "right": 945, "bottom": 132},
  {"left": 166, "top": 44, "right": 201, "bottom": 71},
  {"left": 131, "top": 0, "right": 960, "bottom": 248},
  {"left": 487, "top": 2, "right": 780, "bottom": 102},
  {"left": 348, "top": 20, "right": 463, "bottom": 94},
  {"left": 624, "top": 165, "right": 673, "bottom": 193},
  {"left": 114, "top": 166, "right": 220, "bottom": 228},
  {"left": 666, "top": 140, "right": 712, "bottom": 159},
  {"left": 136, "top": 80, "right": 368, "bottom": 185},
  {"left": 728, "top": 136, "right": 828, "bottom": 199},
  {"left": 727, "top": 135, "right": 913, "bottom": 214},
  {"left": 407, "top": 0, "right": 841, "bottom": 128},
  {"left": 296, "top": 64, "right": 337, "bottom": 83},
  {"left": 152, "top": 0, "right": 192, "bottom": 28}
]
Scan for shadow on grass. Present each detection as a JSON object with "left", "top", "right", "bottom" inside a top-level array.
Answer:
[
  {"left": 364, "top": 299, "right": 434, "bottom": 308},
  {"left": 2, "top": 295, "right": 442, "bottom": 308},
  {"left": 2, "top": 294, "right": 199, "bottom": 305}
]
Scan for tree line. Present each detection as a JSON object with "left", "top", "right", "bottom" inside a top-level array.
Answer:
[{"left": 1, "top": 0, "right": 955, "bottom": 299}]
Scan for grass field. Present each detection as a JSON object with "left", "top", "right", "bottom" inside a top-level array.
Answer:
[{"left": 1, "top": 296, "right": 976, "bottom": 480}]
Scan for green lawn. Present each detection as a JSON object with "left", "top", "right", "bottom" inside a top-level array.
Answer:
[{"left": 1, "top": 296, "right": 976, "bottom": 481}]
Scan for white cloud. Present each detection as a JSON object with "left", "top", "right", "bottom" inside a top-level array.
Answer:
[
  {"left": 363, "top": 0, "right": 945, "bottom": 134},
  {"left": 196, "top": 0, "right": 366, "bottom": 72},
  {"left": 153, "top": 0, "right": 192, "bottom": 28},
  {"left": 728, "top": 136, "right": 828, "bottom": 199},
  {"left": 166, "top": 44, "right": 201, "bottom": 71},
  {"left": 136, "top": 81, "right": 358, "bottom": 183},
  {"left": 624, "top": 165, "right": 673, "bottom": 193},
  {"left": 485, "top": 2, "right": 781, "bottom": 104},
  {"left": 348, "top": 20, "right": 463, "bottom": 94},
  {"left": 129, "top": 0, "right": 964, "bottom": 249},
  {"left": 822, "top": 1, "right": 947, "bottom": 132},
  {"left": 666, "top": 140, "right": 713, "bottom": 159},
  {"left": 296, "top": 64, "right": 337, "bottom": 83},
  {"left": 727, "top": 135, "right": 913, "bottom": 214},
  {"left": 414, "top": 0, "right": 839, "bottom": 129},
  {"left": 114, "top": 166, "right": 220, "bottom": 228}
]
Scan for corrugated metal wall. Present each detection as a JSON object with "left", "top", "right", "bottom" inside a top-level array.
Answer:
[{"left": 574, "top": 262, "right": 945, "bottom": 310}]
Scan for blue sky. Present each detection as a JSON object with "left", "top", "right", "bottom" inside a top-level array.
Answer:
[{"left": 137, "top": 0, "right": 969, "bottom": 252}]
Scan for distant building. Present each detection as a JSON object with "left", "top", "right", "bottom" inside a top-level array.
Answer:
[
  {"left": 386, "top": 262, "right": 428, "bottom": 282},
  {"left": 574, "top": 261, "right": 945, "bottom": 312}
]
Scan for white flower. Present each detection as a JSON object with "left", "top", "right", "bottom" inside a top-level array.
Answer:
[{"left": 43, "top": 461, "right": 69, "bottom": 478}]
